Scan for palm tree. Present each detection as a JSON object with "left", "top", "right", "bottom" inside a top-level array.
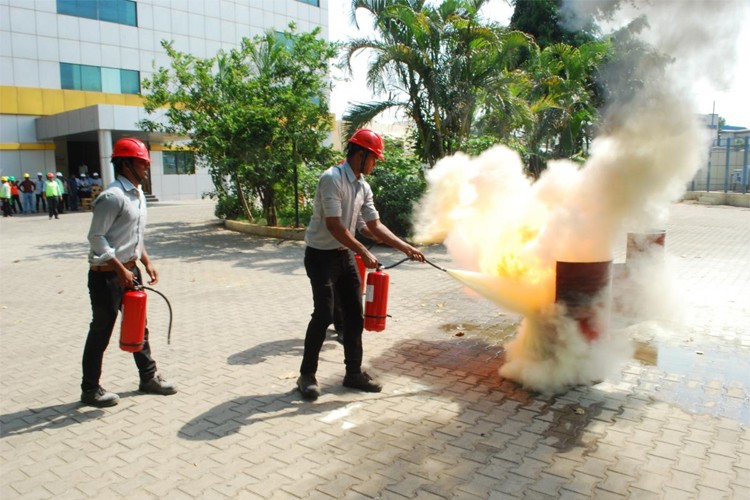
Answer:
[{"left": 342, "top": 0, "right": 531, "bottom": 166}]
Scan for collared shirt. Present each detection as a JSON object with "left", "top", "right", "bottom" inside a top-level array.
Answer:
[
  {"left": 87, "top": 175, "right": 146, "bottom": 265},
  {"left": 305, "top": 161, "right": 379, "bottom": 250},
  {"left": 0, "top": 182, "right": 10, "bottom": 199}
]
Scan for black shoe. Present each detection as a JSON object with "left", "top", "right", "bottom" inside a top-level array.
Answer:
[
  {"left": 139, "top": 373, "right": 177, "bottom": 395},
  {"left": 81, "top": 387, "right": 120, "bottom": 407},
  {"left": 343, "top": 371, "right": 382, "bottom": 393},
  {"left": 297, "top": 373, "right": 320, "bottom": 401}
]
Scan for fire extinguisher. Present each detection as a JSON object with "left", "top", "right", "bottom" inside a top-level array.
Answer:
[
  {"left": 364, "top": 264, "right": 390, "bottom": 332},
  {"left": 354, "top": 254, "right": 366, "bottom": 295},
  {"left": 120, "top": 279, "right": 173, "bottom": 352}
]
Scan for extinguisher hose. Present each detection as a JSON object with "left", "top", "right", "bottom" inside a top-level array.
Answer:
[
  {"left": 139, "top": 286, "right": 173, "bottom": 345},
  {"left": 382, "top": 256, "right": 447, "bottom": 273}
]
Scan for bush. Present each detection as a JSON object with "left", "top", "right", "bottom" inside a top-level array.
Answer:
[
  {"left": 214, "top": 194, "right": 243, "bottom": 220},
  {"left": 369, "top": 142, "right": 426, "bottom": 239}
]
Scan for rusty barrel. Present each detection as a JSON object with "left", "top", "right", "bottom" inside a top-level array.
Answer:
[{"left": 555, "top": 261, "right": 613, "bottom": 342}]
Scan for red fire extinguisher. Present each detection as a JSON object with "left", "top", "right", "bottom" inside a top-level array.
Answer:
[
  {"left": 119, "top": 280, "right": 173, "bottom": 352},
  {"left": 364, "top": 264, "right": 390, "bottom": 332},
  {"left": 355, "top": 254, "right": 366, "bottom": 295},
  {"left": 120, "top": 289, "right": 147, "bottom": 352}
]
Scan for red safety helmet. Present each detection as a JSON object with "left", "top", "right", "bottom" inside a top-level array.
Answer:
[
  {"left": 112, "top": 138, "right": 151, "bottom": 165},
  {"left": 348, "top": 129, "right": 384, "bottom": 160}
]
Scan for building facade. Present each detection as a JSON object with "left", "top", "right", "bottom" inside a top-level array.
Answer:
[{"left": 0, "top": 0, "right": 328, "bottom": 200}]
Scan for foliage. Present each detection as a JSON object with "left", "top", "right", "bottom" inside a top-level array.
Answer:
[
  {"left": 342, "top": 0, "right": 534, "bottom": 167},
  {"left": 139, "top": 25, "right": 337, "bottom": 225},
  {"left": 368, "top": 135, "right": 426, "bottom": 238},
  {"left": 509, "top": 0, "right": 596, "bottom": 49}
]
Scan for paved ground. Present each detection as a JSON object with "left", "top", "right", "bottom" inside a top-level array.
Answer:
[{"left": 0, "top": 199, "right": 748, "bottom": 499}]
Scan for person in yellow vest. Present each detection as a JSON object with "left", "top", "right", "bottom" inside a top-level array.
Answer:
[
  {"left": 0, "top": 176, "right": 12, "bottom": 217},
  {"left": 43, "top": 172, "right": 61, "bottom": 219}
]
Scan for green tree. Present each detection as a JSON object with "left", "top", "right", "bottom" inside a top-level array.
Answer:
[
  {"left": 476, "top": 39, "right": 611, "bottom": 177},
  {"left": 139, "top": 25, "right": 336, "bottom": 225},
  {"left": 342, "top": 0, "right": 532, "bottom": 166},
  {"left": 509, "top": 0, "right": 595, "bottom": 48}
]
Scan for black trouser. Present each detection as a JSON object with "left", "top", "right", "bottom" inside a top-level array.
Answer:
[
  {"left": 59, "top": 194, "right": 66, "bottom": 214},
  {"left": 47, "top": 197, "right": 59, "bottom": 218},
  {"left": 1, "top": 199, "right": 11, "bottom": 217},
  {"left": 36, "top": 193, "right": 46, "bottom": 212},
  {"left": 81, "top": 266, "right": 157, "bottom": 391},
  {"left": 301, "top": 247, "right": 364, "bottom": 376},
  {"left": 11, "top": 195, "right": 21, "bottom": 213}
]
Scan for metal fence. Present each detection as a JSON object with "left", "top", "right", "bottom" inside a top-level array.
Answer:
[{"left": 691, "top": 135, "right": 750, "bottom": 194}]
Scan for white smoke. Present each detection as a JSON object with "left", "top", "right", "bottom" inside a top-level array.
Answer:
[{"left": 414, "top": 0, "right": 746, "bottom": 393}]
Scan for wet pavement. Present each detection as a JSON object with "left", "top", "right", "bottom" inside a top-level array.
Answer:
[{"left": 0, "top": 199, "right": 748, "bottom": 499}]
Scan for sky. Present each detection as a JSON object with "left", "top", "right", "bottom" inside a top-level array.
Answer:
[{"left": 327, "top": 0, "right": 750, "bottom": 127}]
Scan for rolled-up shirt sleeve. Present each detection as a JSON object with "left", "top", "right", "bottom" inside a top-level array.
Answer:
[
  {"left": 87, "top": 191, "right": 121, "bottom": 264},
  {"left": 360, "top": 183, "right": 379, "bottom": 223},
  {"left": 319, "top": 173, "right": 342, "bottom": 218}
]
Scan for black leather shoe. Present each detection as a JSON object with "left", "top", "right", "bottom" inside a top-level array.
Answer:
[
  {"left": 81, "top": 387, "right": 120, "bottom": 407},
  {"left": 343, "top": 371, "right": 382, "bottom": 393},
  {"left": 297, "top": 373, "right": 320, "bottom": 401},
  {"left": 139, "top": 373, "right": 177, "bottom": 395}
]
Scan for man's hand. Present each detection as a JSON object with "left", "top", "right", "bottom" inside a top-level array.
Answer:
[
  {"left": 144, "top": 262, "right": 159, "bottom": 285},
  {"left": 403, "top": 244, "right": 425, "bottom": 263},
  {"left": 361, "top": 249, "right": 379, "bottom": 269},
  {"left": 117, "top": 268, "right": 137, "bottom": 289}
]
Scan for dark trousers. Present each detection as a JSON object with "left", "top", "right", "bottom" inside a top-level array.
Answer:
[
  {"left": 11, "top": 195, "right": 21, "bottom": 213},
  {"left": 36, "top": 193, "right": 46, "bottom": 212},
  {"left": 300, "top": 247, "right": 364, "bottom": 376},
  {"left": 1, "top": 199, "right": 11, "bottom": 217},
  {"left": 47, "top": 197, "right": 59, "bottom": 218},
  {"left": 81, "top": 266, "right": 157, "bottom": 391}
]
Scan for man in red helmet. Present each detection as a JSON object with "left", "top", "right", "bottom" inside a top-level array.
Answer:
[
  {"left": 297, "top": 128, "right": 425, "bottom": 400},
  {"left": 81, "top": 137, "right": 177, "bottom": 407}
]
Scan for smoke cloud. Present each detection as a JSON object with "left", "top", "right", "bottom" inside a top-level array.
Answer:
[{"left": 414, "top": 0, "right": 746, "bottom": 393}]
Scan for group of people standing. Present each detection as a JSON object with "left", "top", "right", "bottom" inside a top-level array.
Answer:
[{"left": 0, "top": 171, "right": 102, "bottom": 218}]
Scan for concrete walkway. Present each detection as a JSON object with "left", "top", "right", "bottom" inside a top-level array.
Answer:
[{"left": 0, "top": 200, "right": 748, "bottom": 499}]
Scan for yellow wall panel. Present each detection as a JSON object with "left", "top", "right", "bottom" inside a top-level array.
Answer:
[
  {"left": 1, "top": 86, "right": 147, "bottom": 115},
  {"left": 105, "top": 94, "right": 127, "bottom": 105},
  {"left": 0, "top": 143, "right": 55, "bottom": 150},
  {"left": 16, "top": 88, "right": 44, "bottom": 115},
  {"left": 0, "top": 87, "right": 19, "bottom": 114},
  {"left": 62, "top": 89, "right": 87, "bottom": 110},
  {"left": 43, "top": 90, "right": 66, "bottom": 115}
]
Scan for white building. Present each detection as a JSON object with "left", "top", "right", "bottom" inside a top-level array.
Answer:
[{"left": 0, "top": 0, "right": 329, "bottom": 200}]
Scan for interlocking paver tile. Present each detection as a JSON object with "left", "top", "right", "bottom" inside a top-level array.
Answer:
[{"left": 1, "top": 200, "right": 749, "bottom": 499}]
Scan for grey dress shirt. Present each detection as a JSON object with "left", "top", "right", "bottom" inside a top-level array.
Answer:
[{"left": 87, "top": 175, "right": 146, "bottom": 265}]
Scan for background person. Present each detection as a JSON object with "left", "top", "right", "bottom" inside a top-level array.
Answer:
[
  {"left": 297, "top": 128, "right": 425, "bottom": 401},
  {"left": 35, "top": 172, "right": 46, "bottom": 213},
  {"left": 19, "top": 173, "right": 36, "bottom": 214},
  {"left": 43, "top": 172, "right": 60, "bottom": 219},
  {"left": 0, "top": 176, "right": 12, "bottom": 217},
  {"left": 9, "top": 177, "right": 21, "bottom": 214},
  {"left": 81, "top": 137, "right": 176, "bottom": 408},
  {"left": 55, "top": 172, "right": 66, "bottom": 214}
]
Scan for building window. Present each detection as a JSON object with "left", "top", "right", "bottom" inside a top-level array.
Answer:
[
  {"left": 163, "top": 151, "right": 195, "bottom": 175},
  {"left": 296, "top": 0, "right": 319, "bottom": 6},
  {"left": 60, "top": 63, "right": 140, "bottom": 94},
  {"left": 57, "top": 0, "right": 137, "bottom": 27}
]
